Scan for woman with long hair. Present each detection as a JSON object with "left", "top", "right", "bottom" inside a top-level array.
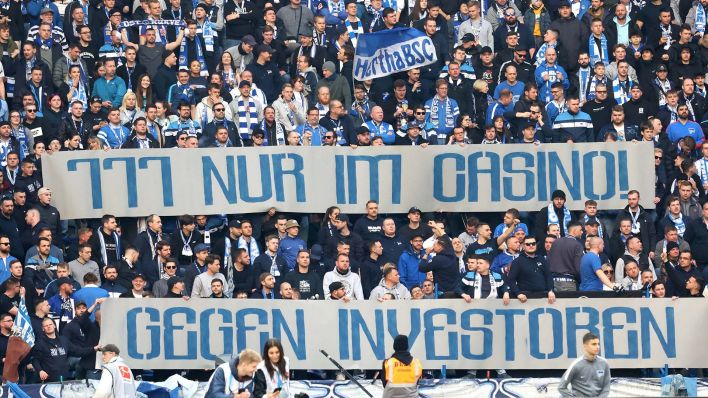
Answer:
[
  {"left": 318, "top": 206, "right": 341, "bottom": 246},
  {"left": 216, "top": 51, "right": 238, "bottom": 90},
  {"left": 492, "top": 115, "right": 512, "bottom": 143},
  {"left": 253, "top": 338, "right": 290, "bottom": 398},
  {"left": 134, "top": 74, "right": 153, "bottom": 112},
  {"left": 59, "top": 65, "right": 90, "bottom": 110},
  {"left": 291, "top": 76, "right": 309, "bottom": 111},
  {"left": 410, "top": 0, "right": 429, "bottom": 23}
]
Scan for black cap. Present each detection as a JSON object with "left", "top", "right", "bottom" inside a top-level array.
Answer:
[
  {"left": 329, "top": 281, "right": 345, "bottom": 293},
  {"left": 90, "top": 95, "right": 103, "bottom": 103},
  {"left": 461, "top": 33, "right": 475, "bottom": 43},
  {"left": 334, "top": 213, "right": 351, "bottom": 224},
  {"left": 656, "top": 64, "right": 667, "bottom": 72},
  {"left": 552, "top": 190, "right": 566, "bottom": 200},
  {"left": 480, "top": 46, "right": 493, "bottom": 54},
  {"left": 239, "top": 80, "right": 251, "bottom": 88},
  {"left": 666, "top": 241, "right": 680, "bottom": 252},
  {"left": 408, "top": 207, "right": 422, "bottom": 214},
  {"left": 74, "top": 300, "right": 87, "bottom": 308},
  {"left": 161, "top": 50, "right": 175, "bottom": 61},
  {"left": 299, "top": 30, "right": 313, "bottom": 38},
  {"left": 132, "top": 273, "right": 146, "bottom": 281},
  {"left": 558, "top": 1, "right": 571, "bottom": 7},
  {"left": 251, "top": 128, "right": 265, "bottom": 137},
  {"left": 228, "top": 219, "right": 242, "bottom": 229},
  {"left": 356, "top": 126, "right": 370, "bottom": 135},
  {"left": 520, "top": 121, "right": 536, "bottom": 131}
]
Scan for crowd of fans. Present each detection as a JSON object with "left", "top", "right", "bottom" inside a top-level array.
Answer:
[{"left": 0, "top": 0, "right": 705, "bottom": 384}]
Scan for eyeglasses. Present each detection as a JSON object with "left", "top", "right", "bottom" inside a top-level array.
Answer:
[
  {"left": 515, "top": 53, "right": 527, "bottom": 57},
  {"left": 524, "top": 242, "right": 536, "bottom": 246},
  {"left": 415, "top": 112, "right": 426, "bottom": 115},
  {"left": 178, "top": 136, "right": 187, "bottom": 141},
  {"left": 655, "top": 156, "right": 663, "bottom": 159},
  {"left": 603, "top": 270, "right": 614, "bottom": 275},
  {"left": 0, "top": 242, "right": 9, "bottom": 246},
  {"left": 26, "top": 109, "right": 37, "bottom": 113},
  {"left": 213, "top": 108, "right": 224, "bottom": 111},
  {"left": 164, "top": 265, "right": 176, "bottom": 269}
]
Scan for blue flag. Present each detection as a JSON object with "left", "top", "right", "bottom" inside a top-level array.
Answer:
[
  {"left": 353, "top": 27, "right": 437, "bottom": 81},
  {"left": 14, "top": 296, "right": 35, "bottom": 347}
]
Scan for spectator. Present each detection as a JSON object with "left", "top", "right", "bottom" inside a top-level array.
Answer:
[
  {"left": 369, "top": 265, "right": 411, "bottom": 300},
  {"left": 323, "top": 254, "right": 364, "bottom": 301}
]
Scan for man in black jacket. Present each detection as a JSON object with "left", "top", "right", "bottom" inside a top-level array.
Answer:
[
  {"left": 507, "top": 236, "right": 556, "bottom": 303},
  {"left": 615, "top": 190, "right": 656, "bottom": 257},
  {"left": 282, "top": 250, "right": 323, "bottom": 300},
  {"left": 418, "top": 237, "right": 459, "bottom": 297},
  {"left": 684, "top": 201, "right": 708, "bottom": 272}
]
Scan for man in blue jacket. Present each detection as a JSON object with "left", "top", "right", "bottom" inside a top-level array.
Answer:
[{"left": 398, "top": 234, "right": 426, "bottom": 289}]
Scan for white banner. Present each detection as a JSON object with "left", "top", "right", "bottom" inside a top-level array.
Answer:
[
  {"left": 41, "top": 143, "right": 655, "bottom": 219},
  {"left": 353, "top": 28, "right": 438, "bottom": 81},
  {"left": 99, "top": 298, "right": 704, "bottom": 370}
]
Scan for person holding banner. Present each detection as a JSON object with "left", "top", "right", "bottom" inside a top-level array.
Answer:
[{"left": 558, "top": 332, "right": 611, "bottom": 398}]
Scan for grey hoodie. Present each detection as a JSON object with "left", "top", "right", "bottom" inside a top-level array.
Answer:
[{"left": 369, "top": 278, "right": 412, "bottom": 300}]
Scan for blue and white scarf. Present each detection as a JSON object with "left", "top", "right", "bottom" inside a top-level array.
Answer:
[
  {"left": 236, "top": 96, "right": 258, "bottom": 140},
  {"left": 237, "top": 236, "right": 259, "bottom": 264},
  {"left": 260, "top": 119, "right": 286, "bottom": 145},
  {"left": 583, "top": 214, "right": 604, "bottom": 237},
  {"left": 179, "top": 35, "right": 208, "bottom": 76},
  {"left": 344, "top": 18, "right": 363, "bottom": 48},
  {"left": 534, "top": 42, "right": 555, "bottom": 67},
  {"left": 587, "top": 76, "right": 608, "bottom": 101},
  {"left": 429, "top": 96, "right": 455, "bottom": 128},
  {"left": 697, "top": 4, "right": 706, "bottom": 35},
  {"left": 547, "top": 203, "right": 571, "bottom": 235},
  {"left": 588, "top": 34, "right": 609, "bottom": 66},
  {"left": 577, "top": 67, "right": 591, "bottom": 103},
  {"left": 612, "top": 78, "right": 633, "bottom": 105},
  {"left": 68, "top": 78, "right": 88, "bottom": 109},
  {"left": 367, "top": 6, "right": 383, "bottom": 31},
  {"left": 35, "top": 36, "right": 54, "bottom": 50},
  {"left": 196, "top": 20, "right": 217, "bottom": 52},
  {"left": 669, "top": 213, "right": 686, "bottom": 237}
]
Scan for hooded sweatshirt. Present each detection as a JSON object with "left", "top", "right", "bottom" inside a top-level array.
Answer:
[
  {"left": 369, "top": 278, "right": 412, "bottom": 300},
  {"left": 322, "top": 267, "right": 364, "bottom": 300}
]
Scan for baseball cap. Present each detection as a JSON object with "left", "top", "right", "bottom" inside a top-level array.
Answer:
[
  {"left": 40, "top": 6, "right": 54, "bottom": 14},
  {"left": 241, "top": 35, "right": 256, "bottom": 46},
  {"left": 461, "top": 33, "right": 475, "bottom": 43},
  {"left": 194, "top": 243, "right": 210, "bottom": 253},
  {"left": 90, "top": 95, "right": 103, "bottom": 104},
  {"left": 255, "top": 44, "right": 274, "bottom": 56},
  {"left": 239, "top": 80, "right": 251, "bottom": 88},
  {"left": 228, "top": 219, "right": 242, "bottom": 229},
  {"left": 480, "top": 46, "right": 493, "bottom": 54},
  {"left": 408, "top": 207, "right": 422, "bottom": 214}
]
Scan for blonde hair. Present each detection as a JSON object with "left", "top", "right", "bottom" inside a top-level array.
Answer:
[
  {"left": 473, "top": 79, "right": 488, "bottom": 92},
  {"left": 238, "top": 348, "right": 262, "bottom": 365}
]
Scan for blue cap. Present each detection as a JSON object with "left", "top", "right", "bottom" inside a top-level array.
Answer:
[{"left": 194, "top": 243, "right": 210, "bottom": 253}]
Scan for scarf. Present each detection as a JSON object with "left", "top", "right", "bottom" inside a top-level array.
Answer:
[
  {"left": 237, "top": 236, "right": 259, "bottom": 264},
  {"left": 196, "top": 20, "right": 216, "bottom": 52},
  {"left": 697, "top": 4, "right": 706, "bottom": 35},
  {"left": 97, "top": 227, "right": 121, "bottom": 266},
  {"left": 612, "top": 78, "right": 632, "bottom": 104},
  {"left": 589, "top": 34, "right": 609, "bottom": 66},
  {"left": 534, "top": 42, "right": 555, "bottom": 67},
  {"left": 344, "top": 18, "right": 363, "bottom": 48},
  {"left": 578, "top": 67, "right": 591, "bottom": 103},
  {"left": 587, "top": 76, "right": 607, "bottom": 101},
  {"left": 628, "top": 207, "right": 642, "bottom": 234},
  {"left": 654, "top": 77, "right": 671, "bottom": 106},
  {"left": 583, "top": 214, "right": 604, "bottom": 237},
  {"left": 236, "top": 96, "right": 258, "bottom": 140},
  {"left": 260, "top": 119, "right": 285, "bottom": 145},
  {"left": 224, "top": 237, "right": 234, "bottom": 297},
  {"left": 540, "top": 63, "right": 559, "bottom": 102},
  {"left": 473, "top": 272, "right": 498, "bottom": 299},
  {"left": 179, "top": 36, "right": 208, "bottom": 76},
  {"left": 547, "top": 203, "right": 571, "bottom": 235},
  {"left": 683, "top": 94, "right": 696, "bottom": 120},
  {"left": 10, "top": 127, "right": 30, "bottom": 158},
  {"left": 660, "top": 24, "right": 673, "bottom": 50},
  {"left": 429, "top": 95, "right": 455, "bottom": 129},
  {"left": 367, "top": 6, "right": 382, "bottom": 31},
  {"left": 28, "top": 84, "right": 43, "bottom": 113},
  {"left": 68, "top": 78, "right": 88, "bottom": 109},
  {"left": 669, "top": 213, "right": 686, "bottom": 237},
  {"left": 35, "top": 36, "right": 54, "bottom": 50}
]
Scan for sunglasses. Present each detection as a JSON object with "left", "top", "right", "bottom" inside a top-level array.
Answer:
[
  {"left": 0, "top": 242, "right": 9, "bottom": 246},
  {"left": 324, "top": 135, "right": 334, "bottom": 139},
  {"left": 178, "top": 137, "right": 187, "bottom": 141},
  {"left": 415, "top": 112, "right": 426, "bottom": 115},
  {"left": 596, "top": 91, "right": 608, "bottom": 94},
  {"left": 213, "top": 108, "right": 224, "bottom": 111},
  {"left": 524, "top": 242, "right": 536, "bottom": 246},
  {"left": 603, "top": 270, "right": 614, "bottom": 275},
  {"left": 164, "top": 265, "right": 177, "bottom": 269},
  {"left": 515, "top": 53, "right": 527, "bottom": 57},
  {"left": 655, "top": 156, "right": 663, "bottom": 159},
  {"left": 26, "top": 109, "right": 37, "bottom": 113}
]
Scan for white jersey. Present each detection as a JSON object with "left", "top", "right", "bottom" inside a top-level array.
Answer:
[{"left": 95, "top": 357, "right": 137, "bottom": 398}]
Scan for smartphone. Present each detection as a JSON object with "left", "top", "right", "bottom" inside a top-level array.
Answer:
[{"left": 273, "top": 387, "right": 282, "bottom": 393}]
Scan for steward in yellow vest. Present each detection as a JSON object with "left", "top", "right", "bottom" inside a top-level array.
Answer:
[{"left": 380, "top": 335, "right": 422, "bottom": 398}]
